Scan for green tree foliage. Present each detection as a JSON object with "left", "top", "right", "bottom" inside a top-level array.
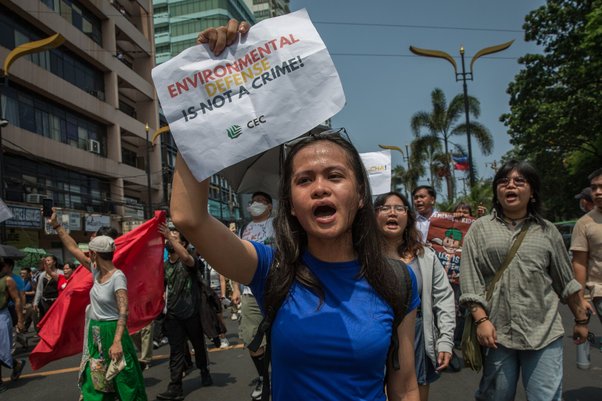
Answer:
[
  {"left": 411, "top": 88, "right": 493, "bottom": 202},
  {"left": 501, "top": 0, "right": 602, "bottom": 220}
]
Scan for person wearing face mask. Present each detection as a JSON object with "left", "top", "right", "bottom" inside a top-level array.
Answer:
[{"left": 230, "top": 191, "right": 275, "bottom": 401}]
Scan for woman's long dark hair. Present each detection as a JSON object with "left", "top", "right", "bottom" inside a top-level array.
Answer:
[
  {"left": 374, "top": 192, "right": 424, "bottom": 259},
  {"left": 492, "top": 160, "right": 545, "bottom": 227},
  {"left": 264, "top": 132, "right": 404, "bottom": 314}
]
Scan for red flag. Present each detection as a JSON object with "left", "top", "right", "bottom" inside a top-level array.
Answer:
[
  {"left": 29, "top": 210, "right": 166, "bottom": 370},
  {"left": 454, "top": 161, "right": 470, "bottom": 171}
]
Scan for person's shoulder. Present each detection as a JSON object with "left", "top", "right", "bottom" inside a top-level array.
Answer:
[
  {"left": 420, "top": 245, "right": 437, "bottom": 261},
  {"left": 113, "top": 269, "right": 127, "bottom": 280}
]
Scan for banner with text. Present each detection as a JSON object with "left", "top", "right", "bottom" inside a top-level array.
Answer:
[
  {"left": 360, "top": 150, "right": 391, "bottom": 196},
  {"left": 152, "top": 9, "right": 345, "bottom": 182}
]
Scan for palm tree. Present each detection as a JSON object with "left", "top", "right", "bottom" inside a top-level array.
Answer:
[
  {"left": 410, "top": 88, "right": 493, "bottom": 201},
  {"left": 409, "top": 135, "right": 448, "bottom": 194},
  {"left": 391, "top": 164, "right": 420, "bottom": 198}
]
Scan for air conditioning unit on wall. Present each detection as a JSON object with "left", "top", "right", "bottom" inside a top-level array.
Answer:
[
  {"left": 89, "top": 139, "right": 101, "bottom": 154},
  {"left": 26, "top": 193, "right": 47, "bottom": 204}
]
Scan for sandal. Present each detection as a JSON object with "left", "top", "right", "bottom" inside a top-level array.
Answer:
[{"left": 11, "top": 359, "right": 26, "bottom": 381}]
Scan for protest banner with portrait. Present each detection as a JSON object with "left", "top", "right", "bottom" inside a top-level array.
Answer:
[{"left": 427, "top": 211, "right": 476, "bottom": 284}]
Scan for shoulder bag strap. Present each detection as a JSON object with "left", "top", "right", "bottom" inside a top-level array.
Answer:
[{"left": 485, "top": 222, "right": 530, "bottom": 302}]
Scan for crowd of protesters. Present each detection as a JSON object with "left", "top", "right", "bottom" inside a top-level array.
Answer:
[{"left": 0, "top": 18, "right": 600, "bottom": 401}]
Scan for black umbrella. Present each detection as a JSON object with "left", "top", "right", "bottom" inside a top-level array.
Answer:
[
  {"left": 218, "top": 126, "right": 327, "bottom": 196},
  {"left": 0, "top": 244, "right": 25, "bottom": 259}
]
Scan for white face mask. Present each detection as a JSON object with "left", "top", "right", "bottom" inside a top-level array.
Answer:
[{"left": 247, "top": 202, "right": 269, "bottom": 217}]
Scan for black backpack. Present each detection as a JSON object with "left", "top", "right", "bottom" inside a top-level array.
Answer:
[{"left": 247, "top": 258, "right": 412, "bottom": 401}]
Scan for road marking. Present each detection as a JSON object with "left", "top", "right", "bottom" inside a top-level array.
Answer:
[{"left": 3, "top": 343, "right": 244, "bottom": 381}]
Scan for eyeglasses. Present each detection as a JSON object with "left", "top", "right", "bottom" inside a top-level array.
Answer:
[
  {"left": 497, "top": 176, "right": 528, "bottom": 187},
  {"left": 286, "top": 127, "right": 352, "bottom": 148},
  {"left": 376, "top": 205, "right": 408, "bottom": 214}
]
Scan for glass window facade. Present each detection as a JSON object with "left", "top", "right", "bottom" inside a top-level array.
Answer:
[
  {"left": 5, "top": 155, "right": 111, "bottom": 213},
  {"left": 0, "top": 5, "right": 105, "bottom": 100},
  {"left": 1, "top": 83, "right": 107, "bottom": 155},
  {"left": 39, "top": 0, "right": 102, "bottom": 45}
]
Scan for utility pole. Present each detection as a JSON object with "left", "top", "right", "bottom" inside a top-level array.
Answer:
[{"left": 409, "top": 40, "right": 514, "bottom": 188}]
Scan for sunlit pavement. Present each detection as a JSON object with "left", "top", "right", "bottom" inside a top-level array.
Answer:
[{"left": 4, "top": 306, "right": 601, "bottom": 401}]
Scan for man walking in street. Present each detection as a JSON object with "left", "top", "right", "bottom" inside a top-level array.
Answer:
[
  {"left": 571, "top": 168, "right": 602, "bottom": 324},
  {"left": 157, "top": 223, "right": 211, "bottom": 401},
  {"left": 412, "top": 185, "right": 437, "bottom": 243}
]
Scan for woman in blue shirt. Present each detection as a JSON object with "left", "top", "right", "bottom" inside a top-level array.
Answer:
[{"left": 171, "top": 126, "right": 420, "bottom": 400}]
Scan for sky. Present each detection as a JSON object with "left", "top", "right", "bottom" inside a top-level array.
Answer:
[{"left": 288, "top": 0, "right": 546, "bottom": 198}]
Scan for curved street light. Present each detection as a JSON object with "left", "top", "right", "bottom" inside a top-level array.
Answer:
[{"left": 409, "top": 40, "right": 514, "bottom": 188}]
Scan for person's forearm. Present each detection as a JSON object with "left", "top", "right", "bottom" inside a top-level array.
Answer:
[
  {"left": 468, "top": 302, "right": 488, "bottom": 320},
  {"left": 567, "top": 291, "right": 588, "bottom": 321},
  {"left": 55, "top": 225, "right": 91, "bottom": 268},
  {"left": 114, "top": 290, "right": 128, "bottom": 343},
  {"left": 171, "top": 154, "right": 209, "bottom": 236}
]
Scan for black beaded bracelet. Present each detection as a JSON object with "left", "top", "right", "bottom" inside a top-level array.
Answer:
[
  {"left": 474, "top": 316, "right": 489, "bottom": 326},
  {"left": 575, "top": 317, "right": 590, "bottom": 325},
  {"left": 52, "top": 224, "right": 61, "bottom": 230}
]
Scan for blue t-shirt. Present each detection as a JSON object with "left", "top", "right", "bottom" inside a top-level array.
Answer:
[{"left": 250, "top": 242, "right": 420, "bottom": 401}]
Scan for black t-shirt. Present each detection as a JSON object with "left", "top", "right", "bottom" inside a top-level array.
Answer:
[
  {"left": 164, "top": 257, "right": 200, "bottom": 319},
  {"left": 42, "top": 275, "right": 59, "bottom": 300}
]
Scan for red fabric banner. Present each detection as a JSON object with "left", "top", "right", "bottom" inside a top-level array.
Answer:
[
  {"left": 454, "top": 161, "right": 470, "bottom": 171},
  {"left": 29, "top": 210, "right": 166, "bottom": 370}
]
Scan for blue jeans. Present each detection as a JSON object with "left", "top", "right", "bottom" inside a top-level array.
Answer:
[{"left": 475, "top": 337, "right": 563, "bottom": 401}]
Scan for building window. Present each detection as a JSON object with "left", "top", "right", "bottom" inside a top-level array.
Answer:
[
  {"left": 1, "top": 83, "right": 107, "bottom": 156},
  {"left": 122, "top": 148, "right": 138, "bottom": 168},
  {"left": 0, "top": 6, "right": 105, "bottom": 100},
  {"left": 5, "top": 154, "right": 111, "bottom": 213},
  {"left": 39, "top": 0, "right": 102, "bottom": 45}
]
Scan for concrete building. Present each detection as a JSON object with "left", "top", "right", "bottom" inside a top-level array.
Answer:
[{"left": 0, "top": 0, "right": 160, "bottom": 254}]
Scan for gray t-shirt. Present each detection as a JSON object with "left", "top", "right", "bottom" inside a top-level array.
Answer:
[{"left": 89, "top": 268, "right": 127, "bottom": 321}]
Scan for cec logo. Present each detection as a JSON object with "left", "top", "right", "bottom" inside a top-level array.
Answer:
[
  {"left": 226, "top": 125, "right": 242, "bottom": 139},
  {"left": 226, "top": 116, "right": 267, "bottom": 139},
  {"left": 247, "top": 115, "right": 266, "bottom": 128}
]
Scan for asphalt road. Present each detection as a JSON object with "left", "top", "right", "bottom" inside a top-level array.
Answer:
[{"left": 3, "top": 305, "right": 601, "bottom": 401}]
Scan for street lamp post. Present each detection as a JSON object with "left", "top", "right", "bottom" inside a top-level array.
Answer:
[
  {"left": 145, "top": 123, "right": 152, "bottom": 219},
  {"left": 378, "top": 144, "right": 412, "bottom": 197},
  {"left": 409, "top": 40, "right": 514, "bottom": 188}
]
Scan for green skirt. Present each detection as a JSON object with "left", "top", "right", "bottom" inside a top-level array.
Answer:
[{"left": 80, "top": 319, "right": 147, "bottom": 401}]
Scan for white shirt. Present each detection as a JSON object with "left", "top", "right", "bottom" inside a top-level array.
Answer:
[
  {"left": 240, "top": 217, "right": 275, "bottom": 295},
  {"left": 416, "top": 209, "right": 437, "bottom": 243}
]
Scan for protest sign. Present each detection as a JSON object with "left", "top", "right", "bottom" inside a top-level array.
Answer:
[
  {"left": 427, "top": 211, "right": 476, "bottom": 284},
  {"left": 152, "top": 9, "right": 345, "bottom": 182},
  {"left": 360, "top": 150, "right": 391, "bottom": 196},
  {"left": 0, "top": 199, "right": 13, "bottom": 223}
]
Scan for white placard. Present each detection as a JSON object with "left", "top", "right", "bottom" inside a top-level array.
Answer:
[
  {"left": 0, "top": 199, "right": 14, "bottom": 223},
  {"left": 85, "top": 214, "right": 111, "bottom": 232},
  {"left": 152, "top": 9, "right": 345, "bottom": 182},
  {"left": 360, "top": 150, "right": 392, "bottom": 196}
]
